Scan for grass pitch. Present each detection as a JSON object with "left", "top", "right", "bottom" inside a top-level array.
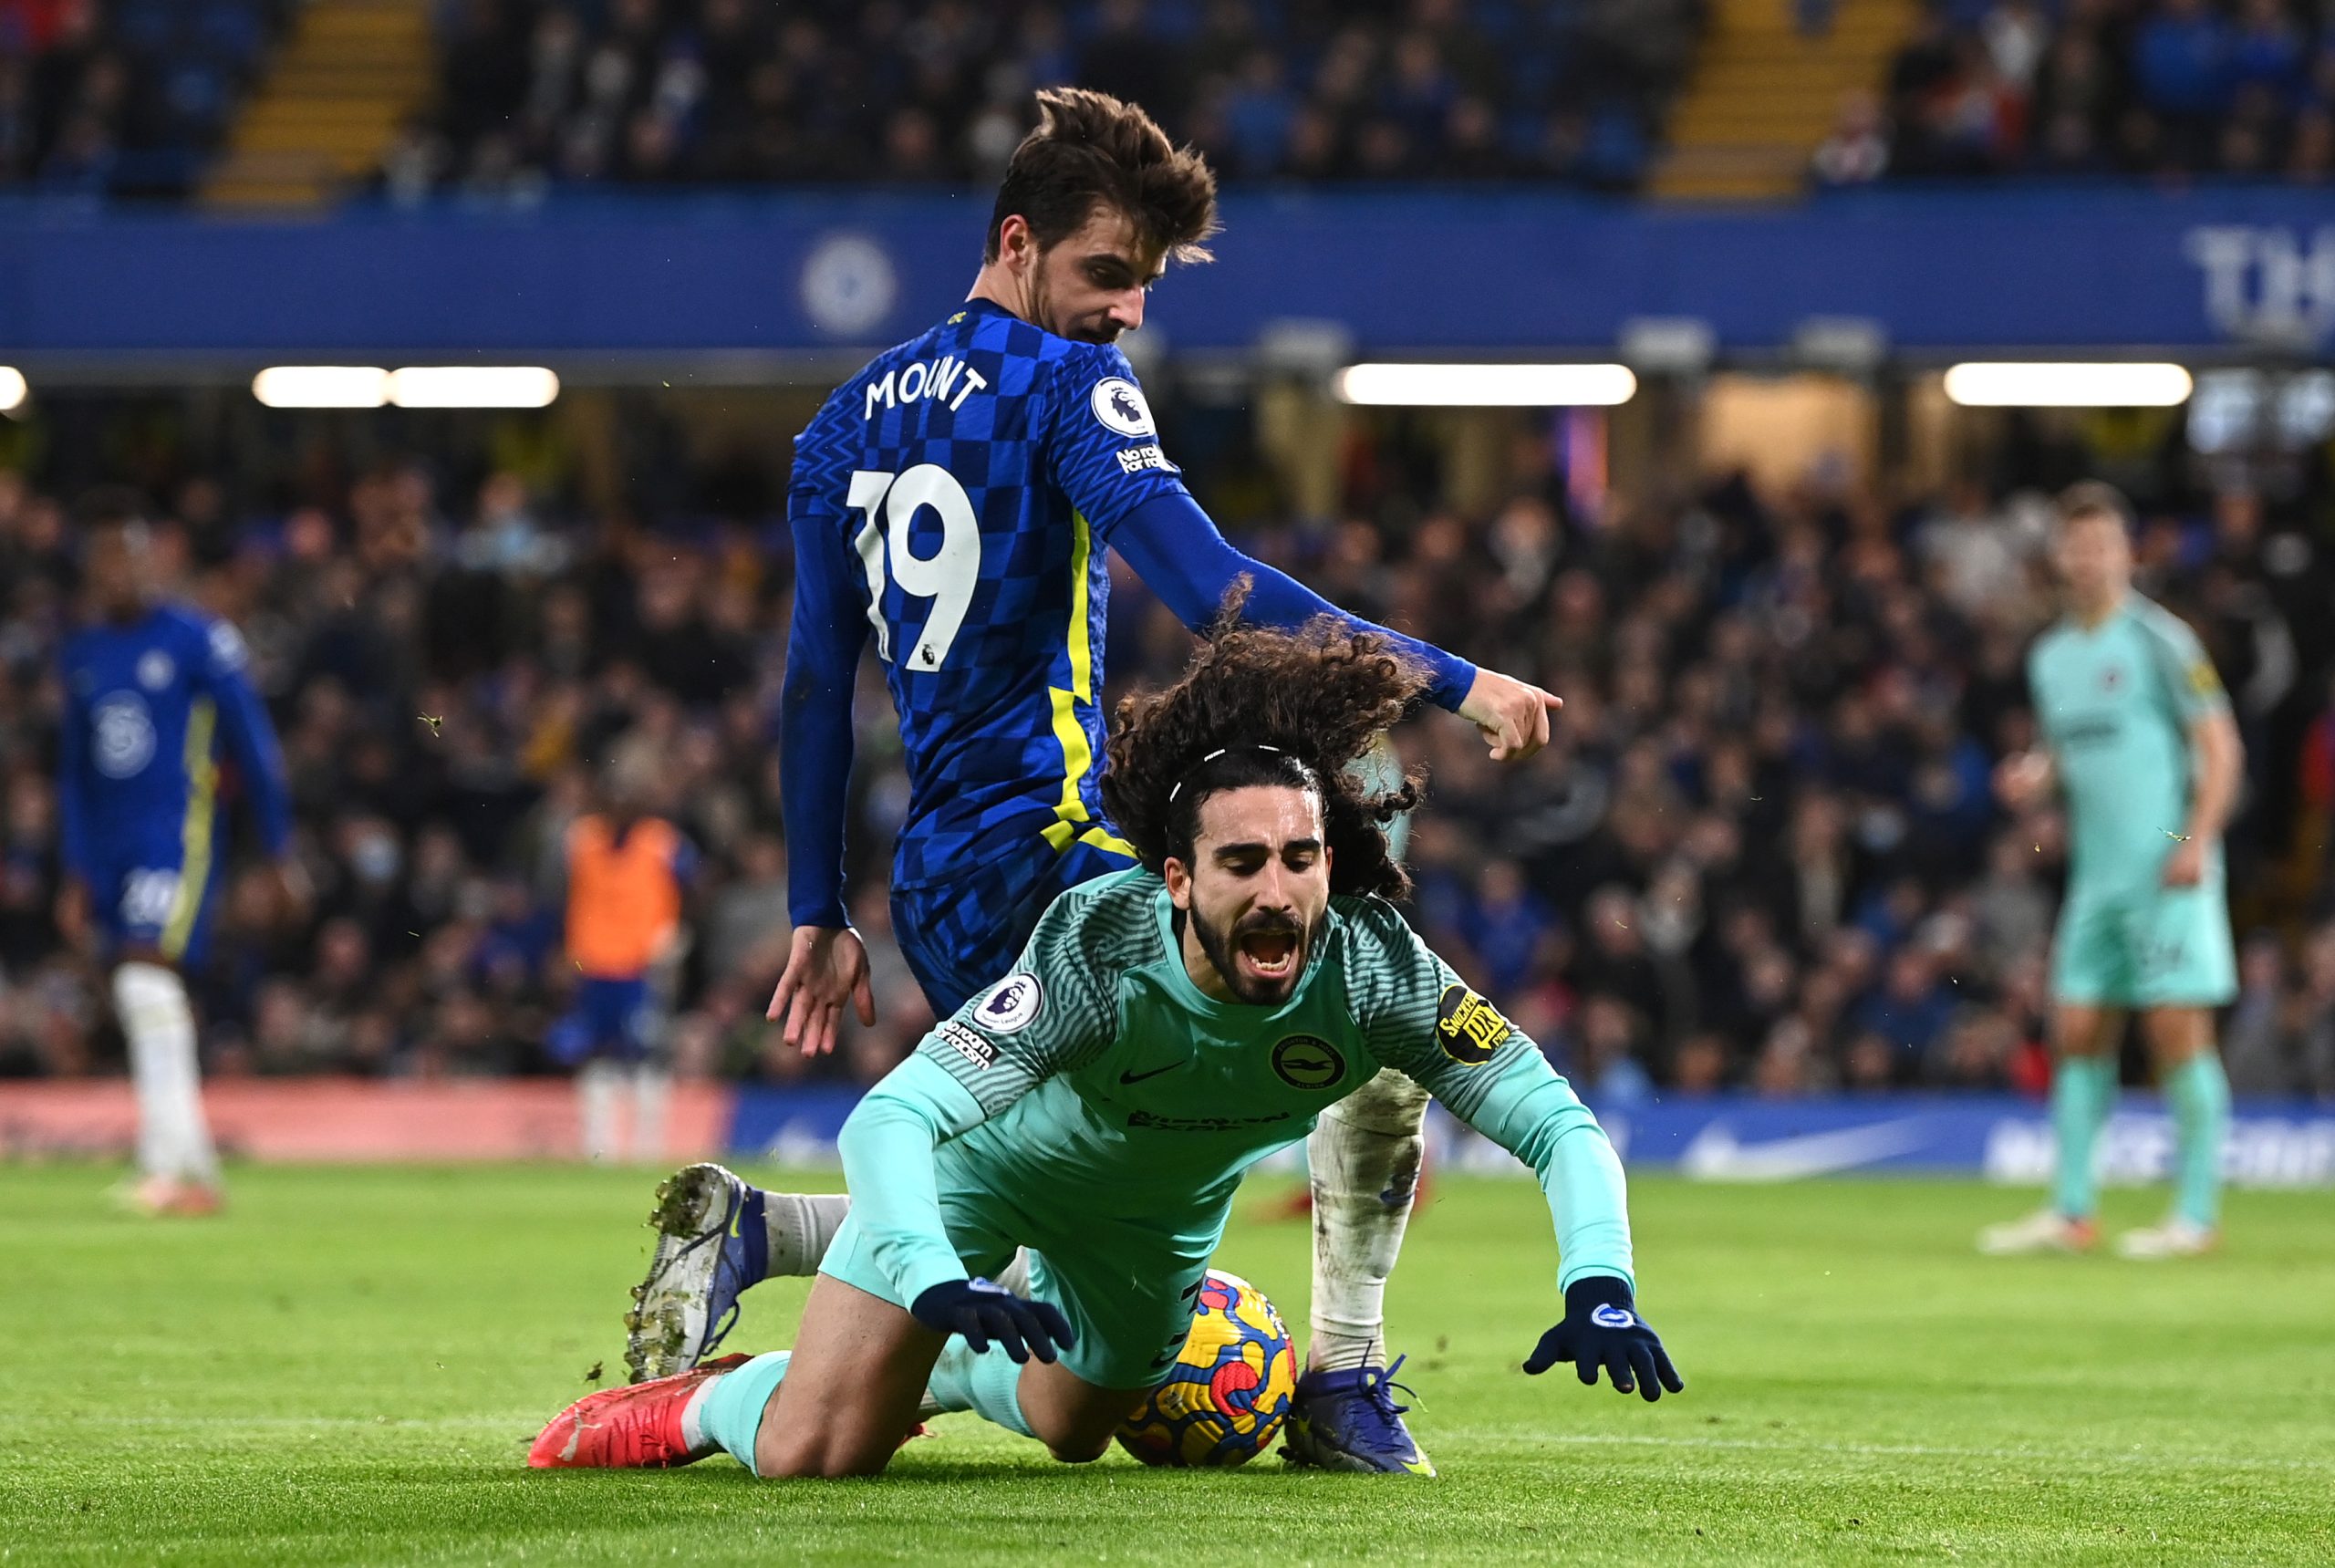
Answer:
[{"left": 2, "top": 1163, "right": 2330, "bottom": 1565}]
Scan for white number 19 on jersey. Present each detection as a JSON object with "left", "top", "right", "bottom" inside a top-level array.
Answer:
[{"left": 847, "top": 466, "right": 980, "bottom": 670}]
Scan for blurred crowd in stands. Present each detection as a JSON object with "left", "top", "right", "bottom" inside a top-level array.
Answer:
[
  {"left": 1821, "top": 0, "right": 2335, "bottom": 182},
  {"left": 382, "top": 0, "right": 1705, "bottom": 198},
  {"left": 11, "top": 0, "right": 2331, "bottom": 205},
  {"left": 5, "top": 400, "right": 2335, "bottom": 1103},
  {"left": 0, "top": 0, "right": 285, "bottom": 196}
]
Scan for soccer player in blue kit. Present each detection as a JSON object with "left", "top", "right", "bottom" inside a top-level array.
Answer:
[
  {"left": 54, "top": 489, "right": 297, "bottom": 1216},
  {"left": 621, "top": 88, "right": 1562, "bottom": 1475}
]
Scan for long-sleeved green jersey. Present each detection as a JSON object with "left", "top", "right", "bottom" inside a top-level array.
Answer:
[{"left": 835, "top": 867, "right": 1634, "bottom": 1313}]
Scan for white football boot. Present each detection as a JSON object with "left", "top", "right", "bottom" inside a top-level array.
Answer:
[{"left": 1977, "top": 1210, "right": 2099, "bottom": 1256}]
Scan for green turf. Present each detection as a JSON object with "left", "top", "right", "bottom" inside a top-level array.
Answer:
[{"left": 1, "top": 1164, "right": 2330, "bottom": 1565}]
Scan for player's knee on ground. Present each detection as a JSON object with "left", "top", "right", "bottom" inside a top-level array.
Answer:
[
  {"left": 1042, "top": 1430, "right": 1114, "bottom": 1465},
  {"left": 756, "top": 1365, "right": 919, "bottom": 1477},
  {"left": 755, "top": 1411, "right": 906, "bottom": 1479},
  {"left": 1018, "top": 1364, "right": 1142, "bottom": 1465}
]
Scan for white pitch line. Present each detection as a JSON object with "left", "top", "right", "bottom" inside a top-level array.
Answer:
[{"left": 1428, "top": 1428, "right": 2335, "bottom": 1473}]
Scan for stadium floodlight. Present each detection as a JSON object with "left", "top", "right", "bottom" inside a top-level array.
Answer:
[
  {"left": 0, "top": 367, "right": 25, "bottom": 414},
  {"left": 253, "top": 366, "right": 390, "bottom": 408},
  {"left": 387, "top": 367, "right": 561, "bottom": 409},
  {"left": 1332, "top": 362, "right": 1638, "bottom": 407},
  {"left": 1942, "top": 362, "right": 2194, "bottom": 408}
]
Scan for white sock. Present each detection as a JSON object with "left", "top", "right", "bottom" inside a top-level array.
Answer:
[
  {"left": 995, "top": 1248, "right": 1033, "bottom": 1295},
  {"left": 677, "top": 1369, "right": 739, "bottom": 1459},
  {"left": 113, "top": 961, "right": 217, "bottom": 1184},
  {"left": 578, "top": 1059, "right": 623, "bottom": 1162},
  {"left": 762, "top": 1191, "right": 855, "bottom": 1276},
  {"left": 1307, "top": 1068, "right": 1429, "bottom": 1375},
  {"left": 629, "top": 1064, "right": 671, "bottom": 1164}
]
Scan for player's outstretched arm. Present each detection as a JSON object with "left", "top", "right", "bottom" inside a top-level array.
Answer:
[
  {"left": 1037, "top": 348, "right": 1561, "bottom": 761},
  {"left": 840, "top": 895, "right": 1114, "bottom": 1352},
  {"left": 838, "top": 1054, "right": 995, "bottom": 1302},
  {"left": 774, "top": 498, "right": 877, "bottom": 1054},
  {"left": 1109, "top": 492, "right": 1562, "bottom": 762},
  {"left": 839, "top": 1029, "right": 1080, "bottom": 1361},
  {"left": 1451, "top": 1057, "right": 1683, "bottom": 1399},
  {"left": 1353, "top": 904, "right": 1681, "bottom": 1398}
]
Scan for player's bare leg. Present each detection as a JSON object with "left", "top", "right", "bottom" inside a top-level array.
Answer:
[
  {"left": 566, "top": 1270, "right": 1136, "bottom": 1477},
  {"left": 546, "top": 1273, "right": 937, "bottom": 1473},
  {"left": 1287, "top": 1067, "right": 1435, "bottom": 1474},
  {"left": 2120, "top": 1006, "right": 2226, "bottom": 1259},
  {"left": 755, "top": 1276, "right": 1131, "bottom": 1472},
  {"left": 1012, "top": 1356, "right": 1149, "bottom": 1464},
  {"left": 1980, "top": 1004, "right": 2118, "bottom": 1255},
  {"left": 752, "top": 1276, "right": 945, "bottom": 1477}
]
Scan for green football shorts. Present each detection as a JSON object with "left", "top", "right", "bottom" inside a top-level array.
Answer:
[
  {"left": 816, "top": 1169, "right": 1224, "bottom": 1392},
  {"left": 2050, "top": 876, "right": 2236, "bottom": 1010}
]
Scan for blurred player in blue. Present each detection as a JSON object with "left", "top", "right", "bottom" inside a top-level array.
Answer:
[
  {"left": 552, "top": 753, "right": 698, "bottom": 1163},
  {"left": 54, "top": 488, "right": 297, "bottom": 1216},
  {"left": 623, "top": 88, "right": 1563, "bottom": 1477}
]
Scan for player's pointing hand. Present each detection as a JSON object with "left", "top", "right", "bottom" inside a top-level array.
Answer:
[
  {"left": 1458, "top": 667, "right": 1563, "bottom": 763},
  {"left": 768, "top": 924, "right": 877, "bottom": 1057},
  {"left": 1524, "top": 1276, "right": 1683, "bottom": 1402},
  {"left": 910, "top": 1278, "right": 1077, "bottom": 1365}
]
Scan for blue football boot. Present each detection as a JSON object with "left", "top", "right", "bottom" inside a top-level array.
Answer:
[
  {"left": 623, "top": 1162, "right": 769, "bottom": 1384},
  {"left": 1282, "top": 1355, "right": 1437, "bottom": 1476}
]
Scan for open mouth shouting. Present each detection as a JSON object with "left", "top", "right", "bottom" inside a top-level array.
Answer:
[{"left": 1229, "top": 916, "right": 1305, "bottom": 998}]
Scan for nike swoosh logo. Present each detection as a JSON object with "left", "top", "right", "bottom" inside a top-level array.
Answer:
[
  {"left": 1118, "top": 1063, "right": 1181, "bottom": 1085},
  {"left": 1677, "top": 1118, "right": 1932, "bottom": 1181}
]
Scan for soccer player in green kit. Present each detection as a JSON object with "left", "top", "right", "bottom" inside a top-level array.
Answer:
[
  {"left": 1980, "top": 483, "right": 2243, "bottom": 1262},
  {"left": 530, "top": 615, "right": 1681, "bottom": 1476}
]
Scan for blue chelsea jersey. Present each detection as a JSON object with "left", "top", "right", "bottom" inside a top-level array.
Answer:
[
  {"left": 56, "top": 603, "right": 291, "bottom": 881},
  {"left": 787, "top": 298, "right": 1190, "bottom": 890}
]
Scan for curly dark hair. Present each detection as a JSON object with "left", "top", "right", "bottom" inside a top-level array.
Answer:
[{"left": 1100, "top": 592, "right": 1427, "bottom": 900}]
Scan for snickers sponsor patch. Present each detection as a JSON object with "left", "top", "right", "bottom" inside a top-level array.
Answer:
[{"left": 1435, "top": 983, "right": 1511, "bottom": 1065}]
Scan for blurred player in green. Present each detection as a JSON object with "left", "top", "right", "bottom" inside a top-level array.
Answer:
[{"left": 1982, "top": 483, "right": 2242, "bottom": 1261}]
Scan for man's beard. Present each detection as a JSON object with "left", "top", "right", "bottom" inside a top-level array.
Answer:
[{"left": 1191, "top": 904, "right": 1313, "bottom": 1005}]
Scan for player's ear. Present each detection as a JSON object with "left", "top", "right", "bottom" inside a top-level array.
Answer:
[
  {"left": 999, "top": 213, "right": 1033, "bottom": 269},
  {"left": 1163, "top": 857, "right": 1192, "bottom": 909}
]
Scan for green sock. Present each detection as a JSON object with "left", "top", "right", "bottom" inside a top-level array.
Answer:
[
  {"left": 2164, "top": 1051, "right": 2230, "bottom": 1229},
  {"left": 924, "top": 1340, "right": 1034, "bottom": 1438},
  {"left": 696, "top": 1351, "right": 790, "bottom": 1475},
  {"left": 2050, "top": 1054, "right": 2116, "bottom": 1220}
]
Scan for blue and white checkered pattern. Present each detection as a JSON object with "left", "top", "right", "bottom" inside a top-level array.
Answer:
[
  {"left": 790, "top": 300, "right": 1187, "bottom": 896},
  {"left": 891, "top": 835, "right": 1136, "bottom": 1017}
]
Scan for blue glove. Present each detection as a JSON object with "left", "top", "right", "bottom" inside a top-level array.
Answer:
[
  {"left": 1523, "top": 1275, "right": 1683, "bottom": 1402},
  {"left": 909, "top": 1277, "right": 1077, "bottom": 1366}
]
